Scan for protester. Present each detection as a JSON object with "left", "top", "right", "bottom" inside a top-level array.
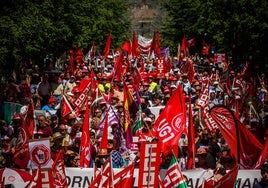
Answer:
[{"left": 254, "top": 163, "right": 268, "bottom": 188}]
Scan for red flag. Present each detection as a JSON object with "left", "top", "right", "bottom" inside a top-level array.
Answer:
[
  {"left": 187, "top": 38, "right": 197, "bottom": 47},
  {"left": 13, "top": 114, "right": 30, "bottom": 168},
  {"left": 113, "top": 52, "right": 124, "bottom": 81},
  {"left": 201, "top": 40, "right": 210, "bottom": 55},
  {"left": 214, "top": 166, "right": 238, "bottom": 188},
  {"left": 114, "top": 163, "right": 135, "bottom": 188},
  {"left": 73, "top": 78, "right": 91, "bottom": 109},
  {"left": 121, "top": 40, "right": 131, "bottom": 55},
  {"left": 187, "top": 102, "right": 195, "bottom": 169},
  {"left": 103, "top": 32, "right": 112, "bottom": 58},
  {"left": 132, "top": 32, "right": 140, "bottom": 58},
  {"left": 255, "top": 138, "right": 268, "bottom": 168},
  {"left": 198, "top": 166, "right": 238, "bottom": 188},
  {"left": 180, "top": 35, "right": 188, "bottom": 55},
  {"left": 153, "top": 85, "right": 187, "bottom": 154},
  {"left": 89, "top": 166, "right": 102, "bottom": 188},
  {"left": 209, "top": 106, "right": 238, "bottom": 162},
  {"left": 52, "top": 152, "right": 67, "bottom": 187},
  {"left": 52, "top": 150, "right": 67, "bottom": 187},
  {"left": 236, "top": 117, "right": 263, "bottom": 169},
  {"left": 26, "top": 166, "right": 42, "bottom": 188},
  {"left": 61, "top": 95, "right": 74, "bottom": 118},
  {"left": 26, "top": 101, "right": 35, "bottom": 138},
  {"left": 100, "top": 157, "right": 113, "bottom": 188},
  {"left": 80, "top": 99, "right": 91, "bottom": 167},
  {"left": 132, "top": 67, "right": 142, "bottom": 89}
]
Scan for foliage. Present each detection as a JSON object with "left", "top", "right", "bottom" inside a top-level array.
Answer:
[
  {"left": 0, "top": 0, "right": 131, "bottom": 71},
  {"left": 161, "top": 0, "right": 268, "bottom": 63}
]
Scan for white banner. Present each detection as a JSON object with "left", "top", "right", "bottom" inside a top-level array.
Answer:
[
  {"left": 65, "top": 168, "right": 261, "bottom": 188},
  {"left": 28, "top": 139, "right": 53, "bottom": 169}
]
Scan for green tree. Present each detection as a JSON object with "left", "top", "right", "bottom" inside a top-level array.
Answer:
[
  {"left": 0, "top": 0, "right": 131, "bottom": 73},
  {"left": 161, "top": 0, "right": 268, "bottom": 65}
]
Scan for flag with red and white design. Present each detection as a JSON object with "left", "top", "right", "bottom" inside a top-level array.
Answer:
[
  {"left": 13, "top": 114, "right": 30, "bottom": 169},
  {"left": 153, "top": 85, "right": 186, "bottom": 154},
  {"left": 61, "top": 95, "right": 74, "bottom": 118},
  {"left": 162, "top": 155, "right": 187, "bottom": 188},
  {"left": 80, "top": 98, "right": 91, "bottom": 168},
  {"left": 114, "top": 163, "right": 134, "bottom": 188},
  {"left": 52, "top": 150, "right": 67, "bottom": 187}
]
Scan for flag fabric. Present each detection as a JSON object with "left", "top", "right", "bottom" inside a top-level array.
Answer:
[
  {"left": 210, "top": 105, "right": 266, "bottom": 169},
  {"left": 153, "top": 85, "right": 187, "bottom": 154},
  {"left": 196, "top": 78, "right": 218, "bottom": 131},
  {"left": 25, "top": 101, "right": 35, "bottom": 138},
  {"left": 0, "top": 168, "right": 32, "bottom": 186},
  {"left": 209, "top": 106, "right": 238, "bottom": 162},
  {"left": 80, "top": 99, "right": 91, "bottom": 167},
  {"left": 3, "top": 101, "right": 22, "bottom": 124},
  {"left": 123, "top": 81, "right": 138, "bottom": 148},
  {"left": 199, "top": 166, "right": 238, "bottom": 188},
  {"left": 61, "top": 95, "right": 74, "bottom": 118},
  {"left": 187, "top": 102, "right": 195, "bottom": 169},
  {"left": 52, "top": 150, "right": 68, "bottom": 187},
  {"left": 132, "top": 109, "right": 143, "bottom": 134},
  {"left": 132, "top": 32, "right": 140, "bottom": 58},
  {"left": 72, "top": 78, "right": 91, "bottom": 109},
  {"left": 26, "top": 166, "right": 42, "bottom": 188},
  {"left": 236, "top": 117, "right": 263, "bottom": 169},
  {"left": 13, "top": 114, "right": 30, "bottom": 169},
  {"left": 121, "top": 40, "right": 131, "bottom": 55},
  {"left": 99, "top": 112, "right": 108, "bottom": 153},
  {"left": 187, "top": 38, "right": 197, "bottom": 47},
  {"left": 201, "top": 40, "right": 210, "bottom": 55},
  {"left": 99, "top": 157, "right": 114, "bottom": 188},
  {"left": 255, "top": 138, "right": 268, "bottom": 168},
  {"left": 89, "top": 167, "right": 102, "bottom": 188},
  {"left": 180, "top": 35, "right": 188, "bottom": 58},
  {"left": 138, "top": 142, "right": 162, "bottom": 188},
  {"left": 103, "top": 32, "right": 112, "bottom": 58},
  {"left": 113, "top": 163, "right": 135, "bottom": 188},
  {"left": 162, "top": 155, "right": 188, "bottom": 188}
]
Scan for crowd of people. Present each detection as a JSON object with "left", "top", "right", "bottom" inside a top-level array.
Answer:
[{"left": 0, "top": 51, "right": 267, "bottom": 176}]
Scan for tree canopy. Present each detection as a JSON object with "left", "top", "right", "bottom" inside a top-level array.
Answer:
[
  {"left": 161, "top": 0, "right": 268, "bottom": 65},
  {"left": 0, "top": 0, "right": 131, "bottom": 71}
]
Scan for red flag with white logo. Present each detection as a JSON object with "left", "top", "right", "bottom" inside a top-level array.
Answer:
[
  {"left": 153, "top": 85, "right": 186, "bottom": 154},
  {"left": 80, "top": 99, "right": 91, "bottom": 167},
  {"left": 209, "top": 106, "right": 238, "bottom": 162},
  {"left": 52, "top": 150, "right": 67, "bottom": 187}
]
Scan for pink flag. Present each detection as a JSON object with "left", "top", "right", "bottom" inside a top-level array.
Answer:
[
  {"left": 80, "top": 99, "right": 91, "bottom": 167},
  {"left": 153, "top": 85, "right": 186, "bottom": 154}
]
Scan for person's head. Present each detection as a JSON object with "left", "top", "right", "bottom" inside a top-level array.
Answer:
[
  {"left": 58, "top": 124, "right": 67, "bottom": 136},
  {"left": 50, "top": 114, "right": 58, "bottom": 126},
  {"left": 37, "top": 115, "right": 47, "bottom": 128},
  {"left": 261, "top": 163, "right": 268, "bottom": 177}
]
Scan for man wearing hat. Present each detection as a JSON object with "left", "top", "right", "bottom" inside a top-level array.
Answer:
[{"left": 41, "top": 97, "right": 57, "bottom": 111}]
